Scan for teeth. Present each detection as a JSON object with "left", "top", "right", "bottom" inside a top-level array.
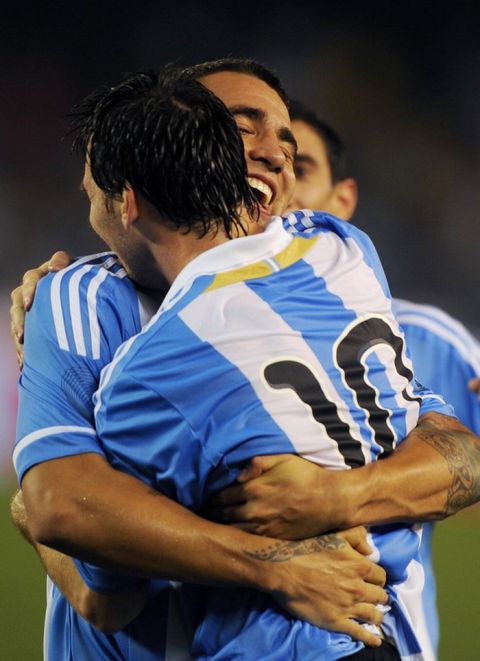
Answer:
[{"left": 248, "top": 177, "right": 273, "bottom": 206}]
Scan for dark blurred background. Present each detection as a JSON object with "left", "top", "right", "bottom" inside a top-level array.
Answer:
[
  {"left": 1, "top": 2, "right": 479, "bottom": 658},
  {"left": 2, "top": 1, "right": 480, "bottom": 322}
]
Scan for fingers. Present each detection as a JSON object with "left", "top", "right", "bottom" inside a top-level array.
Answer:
[
  {"left": 236, "top": 458, "right": 266, "bottom": 483},
  {"left": 363, "top": 561, "right": 387, "bottom": 588},
  {"left": 21, "top": 267, "right": 48, "bottom": 309},
  {"left": 468, "top": 377, "right": 480, "bottom": 394},
  {"left": 10, "top": 289, "right": 26, "bottom": 367},
  {"left": 10, "top": 298, "right": 25, "bottom": 343},
  {"left": 48, "top": 250, "right": 73, "bottom": 272},
  {"left": 339, "top": 619, "right": 382, "bottom": 648},
  {"left": 337, "top": 526, "right": 371, "bottom": 555},
  {"left": 358, "top": 580, "right": 388, "bottom": 605},
  {"left": 19, "top": 252, "right": 72, "bottom": 310},
  {"left": 352, "top": 602, "right": 387, "bottom": 627},
  {"left": 236, "top": 454, "right": 291, "bottom": 483},
  {"left": 210, "top": 483, "right": 247, "bottom": 507}
]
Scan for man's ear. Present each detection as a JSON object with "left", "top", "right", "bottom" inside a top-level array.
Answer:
[
  {"left": 121, "top": 187, "right": 140, "bottom": 230},
  {"left": 330, "top": 178, "right": 358, "bottom": 222}
]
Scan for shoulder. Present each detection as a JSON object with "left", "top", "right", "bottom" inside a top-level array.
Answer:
[
  {"left": 28, "top": 252, "right": 141, "bottom": 360},
  {"left": 282, "top": 209, "right": 370, "bottom": 240},
  {"left": 281, "top": 210, "right": 379, "bottom": 257},
  {"left": 394, "top": 297, "right": 480, "bottom": 369},
  {"left": 37, "top": 251, "right": 133, "bottom": 299},
  {"left": 393, "top": 297, "right": 479, "bottom": 347}
]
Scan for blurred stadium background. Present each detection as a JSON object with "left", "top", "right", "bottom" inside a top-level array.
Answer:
[{"left": 1, "top": 1, "right": 479, "bottom": 658}]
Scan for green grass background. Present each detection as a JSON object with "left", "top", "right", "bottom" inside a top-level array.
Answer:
[{"left": 1, "top": 484, "right": 479, "bottom": 660}]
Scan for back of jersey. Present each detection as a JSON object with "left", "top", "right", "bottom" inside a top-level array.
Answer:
[{"left": 95, "top": 213, "right": 451, "bottom": 661}]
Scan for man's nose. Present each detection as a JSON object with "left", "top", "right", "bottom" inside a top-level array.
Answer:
[{"left": 248, "top": 130, "right": 286, "bottom": 172}]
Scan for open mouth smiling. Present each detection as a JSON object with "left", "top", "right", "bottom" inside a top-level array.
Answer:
[{"left": 248, "top": 176, "right": 274, "bottom": 207}]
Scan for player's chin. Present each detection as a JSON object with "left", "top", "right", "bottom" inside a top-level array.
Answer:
[
  {"left": 258, "top": 206, "right": 274, "bottom": 226},
  {"left": 238, "top": 205, "right": 270, "bottom": 233}
]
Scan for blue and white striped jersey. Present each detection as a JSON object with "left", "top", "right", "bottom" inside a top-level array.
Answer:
[
  {"left": 14, "top": 252, "right": 147, "bottom": 481},
  {"left": 393, "top": 298, "right": 480, "bottom": 432},
  {"left": 94, "top": 211, "right": 453, "bottom": 661},
  {"left": 393, "top": 297, "right": 480, "bottom": 653},
  {"left": 13, "top": 253, "right": 186, "bottom": 661}
]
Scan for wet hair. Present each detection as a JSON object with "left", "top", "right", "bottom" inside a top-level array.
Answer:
[
  {"left": 180, "top": 57, "right": 290, "bottom": 107},
  {"left": 289, "top": 100, "right": 348, "bottom": 183},
  {"left": 69, "top": 69, "right": 258, "bottom": 237}
]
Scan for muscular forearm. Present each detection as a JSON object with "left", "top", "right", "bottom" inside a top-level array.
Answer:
[
  {"left": 20, "top": 456, "right": 388, "bottom": 645},
  {"left": 11, "top": 489, "right": 147, "bottom": 632},
  {"left": 329, "top": 412, "right": 480, "bottom": 529},
  {"left": 22, "top": 454, "right": 289, "bottom": 592},
  {"left": 208, "top": 412, "right": 480, "bottom": 540}
]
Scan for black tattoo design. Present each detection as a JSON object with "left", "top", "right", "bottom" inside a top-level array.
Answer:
[
  {"left": 246, "top": 533, "right": 347, "bottom": 562},
  {"left": 417, "top": 419, "right": 480, "bottom": 516}
]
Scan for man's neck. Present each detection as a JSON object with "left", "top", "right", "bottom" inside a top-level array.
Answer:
[
  {"left": 135, "top": 207, "right": 266, "bottom": 287},
  {"left": 151, "top": 227, "right": 233, "bottom": 286}
]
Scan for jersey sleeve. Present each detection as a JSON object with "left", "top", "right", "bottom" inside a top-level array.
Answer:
[
  {"left": 14, "top": 259, "right": 148, "bottom": 595},
  {"left": 73, "top": 558, "right": 145, "bottom": 594},
  {"left": 411, "top": 379, "right": 456, "bottom": 418},
  {"left": 393, "top": 299, "right": 480, "bottom": 433},
  {"left": 13, "top": 260, "right": 142, "bottom": 484}
]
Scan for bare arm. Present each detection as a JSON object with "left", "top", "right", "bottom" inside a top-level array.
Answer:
[
  {"left": 209, "top": 412, "right": 480, "bottom": 539},
  {"left": 11, "top": 490, "right": 148, "bottom": 633},
  {"left": 21, "top": 452, "right": 387, "bottom": 647}
]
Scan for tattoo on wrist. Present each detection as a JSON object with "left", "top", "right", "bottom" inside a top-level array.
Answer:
[
  {"left": 246, "top": 533, "right": 347, "bottom": 562},
  {"left": 418, "top": 421, "right": 480, "bottom": 516}
]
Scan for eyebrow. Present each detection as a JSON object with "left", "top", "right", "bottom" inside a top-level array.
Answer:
[
  {"left": 229, "top": 105, "right": 298, "bottom": 156},
  {"left": 294, "top": 153, "right": 317, "bottom": 166}
]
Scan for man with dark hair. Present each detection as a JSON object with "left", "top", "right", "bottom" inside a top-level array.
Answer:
[
  {"left": 214, "top": 101, "right": 480, "bottom": 656},
  {"left": 287, "top": 99, "right": 358, "bottom": 219},
  {"left": 10, "top": 60, "right": 480, "bottom": 660}
]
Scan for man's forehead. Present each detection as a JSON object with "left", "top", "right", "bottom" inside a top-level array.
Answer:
[
  {"left": 199, "top": 71, "right": 290, "bottom": 122},
  {"left": 292, "top": 120, "right": 329, "bottom": 160}
]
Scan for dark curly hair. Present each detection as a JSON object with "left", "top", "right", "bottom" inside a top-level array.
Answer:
[{"left": 69, "top": 69, "right": 258, "bottom": 237}]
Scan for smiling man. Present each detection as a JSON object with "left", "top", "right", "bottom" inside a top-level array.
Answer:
[{"left": 192, "top": 67, "right": 298, "bottom": 224}]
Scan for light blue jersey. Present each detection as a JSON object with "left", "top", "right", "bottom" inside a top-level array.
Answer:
[
  {"left": 393, "top": 298, "right": 480, "bottom": 432},
  {"left": 13, "top": 253, "right": 187, "bottom": 661},
  {"left": 393, "top": 297, "right": 480, "bottom": 653},
  {"left": 95, "top": 211, "right": 453, "bottom": 661}
]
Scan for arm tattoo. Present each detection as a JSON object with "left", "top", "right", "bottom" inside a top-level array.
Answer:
[
  {"left": 147, "top": 487, "right": 348, "bottom": 562},
  {"left": 246, "top": 533, "right": 347, "bottom": 563},
  {"left": 417, "top": 420, "right": 480, "bottom": 516}
]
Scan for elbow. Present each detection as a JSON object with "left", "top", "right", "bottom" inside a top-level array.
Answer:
[
  {"left": 24, "top": 484, "right": 82, "bottom": 551},
  {"left": 77, "top": 590, "right": 146, "bottom": 633},
  {"left": 79, "top": 597, "right": 124, "bottom": 634}
]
